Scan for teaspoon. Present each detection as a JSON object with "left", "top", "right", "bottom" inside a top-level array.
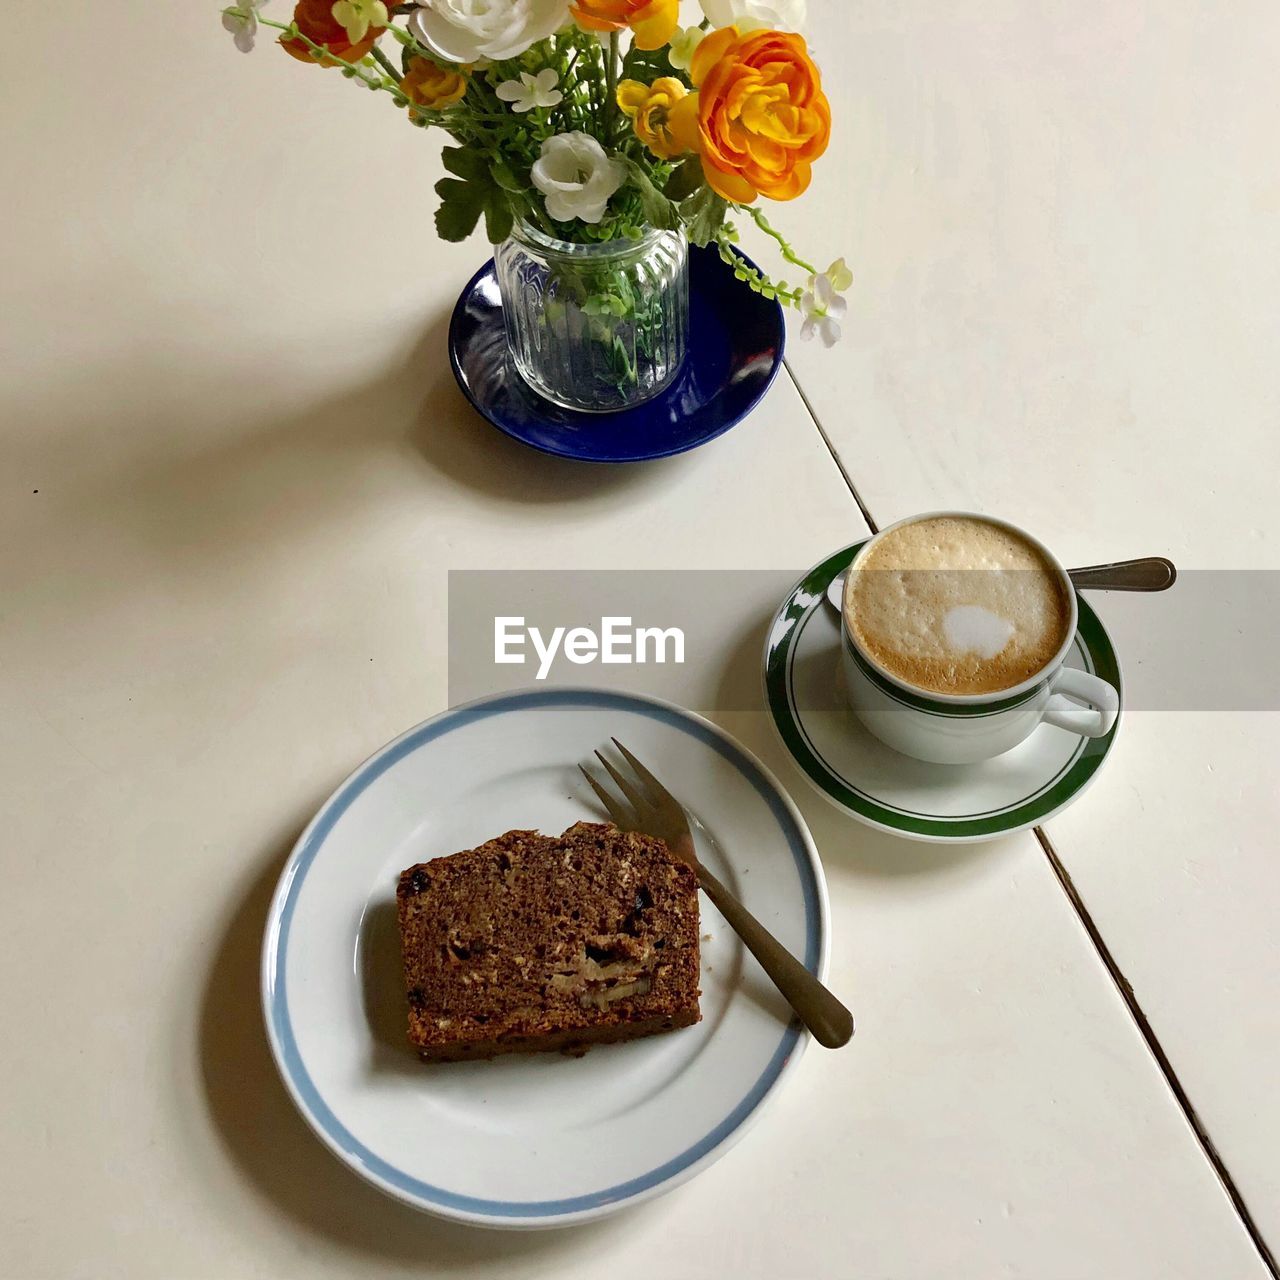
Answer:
[{"left": 824, "top": 556, "right": 1176, "bottom": 614}]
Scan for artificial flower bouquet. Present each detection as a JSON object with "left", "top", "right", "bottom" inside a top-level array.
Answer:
[{"left": 223, "top": 0, "right": 849, "bottom": 407}]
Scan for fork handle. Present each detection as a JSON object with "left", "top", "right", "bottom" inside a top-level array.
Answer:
[{"left": 695, "top": 864, "right": 854, "bottom": 1049}]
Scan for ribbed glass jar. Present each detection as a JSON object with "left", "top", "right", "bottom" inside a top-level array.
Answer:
[{"left": 494, "top": 221, "right": 688, "bottom": 412}]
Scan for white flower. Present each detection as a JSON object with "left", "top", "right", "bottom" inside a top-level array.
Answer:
[
  {"left": 531, "top": 132, "right": 627, "bottom": 224},
  {"left": 409, "top": 0, "right": 569, "bottom": 63},
  {"left": 699, "top": 0, "right": 805, "bottom": 31},
  {"left": 495, "top": 68, "right": 563, "bottom": 112},
  {"left": 667, "top": 25, "right": 706, "bottom": 72},
  {"left": 799, "top": 260, "right": 851, "bottom": 347},
  {"left": 221, "top": 0, "right": 267, "bottom": 53}
]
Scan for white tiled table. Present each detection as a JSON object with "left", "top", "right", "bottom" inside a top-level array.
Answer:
[{"left": 2, "top": 5, "right": 1275, "bottom": 1277}]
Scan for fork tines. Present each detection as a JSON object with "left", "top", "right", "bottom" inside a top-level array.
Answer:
[{"left": 578, "top": 739, "right": 682, "bottom": 835}]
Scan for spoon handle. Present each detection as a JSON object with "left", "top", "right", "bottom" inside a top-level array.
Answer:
[{"left": 1068, "top": 557, "right": 1177, "bottom": 592}]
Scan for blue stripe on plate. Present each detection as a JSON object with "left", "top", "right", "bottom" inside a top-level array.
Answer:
[{"left": 265, "top": 688, "right": 822, "bottom": 1219}]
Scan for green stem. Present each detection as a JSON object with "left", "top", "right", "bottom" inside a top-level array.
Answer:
[
  {"left": 432, "top": 108, "right": 515, "bottom": 123},
  {"left": 591, "top": 35, "right": 606, "bottom": 132},
  {"left": 383, "top": 22, "right": 428, "bottom": 54},
  {"left": 526, "top": 199, "right": 558, "bottom": 236},
  {"left": 256, "top": 16, "right": 380, "bottom": 79},
  {"left": 371, "top": 46, "right": 401, "bottom": 81},
  {"left": 715, "top": 234, "right": 804, "bottom": 307},
  {"left": 605, "top": 31, "right": 620, "bottom": 143},
  {"left": 559, "top": 42, "right": 583, "bottom": 130},
  {"left": 741, "top": 205, "right": 818, "bottom": 275},
  {"left": 249, "top": 14, "right": 527, "bottom": 161}
]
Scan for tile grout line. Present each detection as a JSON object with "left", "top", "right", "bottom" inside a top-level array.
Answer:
[
  {"left": 1034, "top": 826, "right": 1279, "bottom": 1279},
  {"left": 783, "top": 360, "right": 879, "bottom": 533},
  {"left": 784, "top": 354, "right": 1276, "bottom": 1273}
]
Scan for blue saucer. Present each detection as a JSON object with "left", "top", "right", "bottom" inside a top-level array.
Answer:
[{"left": 448, "top": 246, "right": 785, "bottom": 463}]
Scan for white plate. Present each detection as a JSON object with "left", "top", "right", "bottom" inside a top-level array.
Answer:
[{"left": 262, "top": 688, "right": 828, "bottom": 1228}]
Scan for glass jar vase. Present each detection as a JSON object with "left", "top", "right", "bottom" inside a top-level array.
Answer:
[{"left": 494, "top": 221, "right": 688, "bottom": 412}]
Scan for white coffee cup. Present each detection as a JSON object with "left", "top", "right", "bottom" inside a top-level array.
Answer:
[{"left": 840, "top": 512, "right": 1120, "bottom": 764}]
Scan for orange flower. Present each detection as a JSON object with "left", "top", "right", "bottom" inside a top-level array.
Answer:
[
  {"left": 667, "top": 26, "right": 830, "bottom": 203},
  {"left": 401, "top": 57, "right": 469, "bottom": 110},
  {"left": 570, "top": 0, "right": 678, "bottom": 52},
  {"left": 280, "top": 0, "right": 385, "bottom": 65}
]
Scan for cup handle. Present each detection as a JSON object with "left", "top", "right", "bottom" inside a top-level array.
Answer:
[{"left": 1042, "top": 667, "right": 1119, "bottom": 738}]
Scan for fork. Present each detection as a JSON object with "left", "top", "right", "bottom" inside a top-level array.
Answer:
[{"left": 579, "top": 739, "right": 854, "bottom": 1049}]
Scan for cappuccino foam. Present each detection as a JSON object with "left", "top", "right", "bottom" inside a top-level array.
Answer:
[{"left": 846, "top": 516, "right": 1070, "bottom": 696}]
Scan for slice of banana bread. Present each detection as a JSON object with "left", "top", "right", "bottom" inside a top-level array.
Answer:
[{"left": 396, "top": 822, "right": 701, "bottom": 1062}]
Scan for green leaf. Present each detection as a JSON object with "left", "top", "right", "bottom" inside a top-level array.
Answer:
[
  {"left": 621, "top": 40, "right": 683, "bottom": 87},
  {"left": 664, "top": 157, "right": 704, "bottom": 203},
  {"left": 435, "top": 198, "right": 482, "bottom": 242},
  {"left": 623, "top": 159, "right": 679, "bottom": 231},
  {"left": 435, "top": 154, "right": 519, "bottom": 244},
  {"left": 434, "top": 177, "right": 484, "bottom": 242},
  {"left": 489, "top": 160, "right": 525, "bottom": 193},
  {"left": 683, "top": 186, "right": 727, "bottom": 247},
  {"left": 434, "top": 176, "right": 475, "bottom": 204},
  {"left": 483, "top": 189, "right": 514, "bottom": 244},
  {"left": 441, "top": 146, "right": 488, "bottom": 181}
]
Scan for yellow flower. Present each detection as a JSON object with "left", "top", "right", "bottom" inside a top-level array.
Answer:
[
  {"left": 400, "top": 56, "right": 469, "bottom": 109},
  {"left": 616, "top": 77, "right": 688, "bottom": 160},
  {"left": 330, "top": 0, "right": 388, "bottom": 45}
]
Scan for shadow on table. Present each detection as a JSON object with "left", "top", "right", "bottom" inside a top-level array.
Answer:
[
  {"left": 10, "top": 304, "right": 680, "bottom": 601},
  {"left": 404, "top": 316, "right": 687, "bottom": 503},
  {"left": 713, "top": 605, "right": 1013, "bottom": 882},
  {"left": 198, "top": 828, "right": 644, "bottom": 1269}
]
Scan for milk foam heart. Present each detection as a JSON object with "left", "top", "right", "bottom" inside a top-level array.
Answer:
[
  {"left": 942, "top": 605, "right": 1015, "bottom": 659},
  {"left": 845, "top": 516, "right": 1071, "bottom": 696}
]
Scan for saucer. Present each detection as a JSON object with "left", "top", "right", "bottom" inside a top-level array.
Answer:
[
  {"left": 448, "top": 246, "right": 784, "bottom": 463},
  {"left": 762, "top": 542, "right": 1123, "bottom": 843}
]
